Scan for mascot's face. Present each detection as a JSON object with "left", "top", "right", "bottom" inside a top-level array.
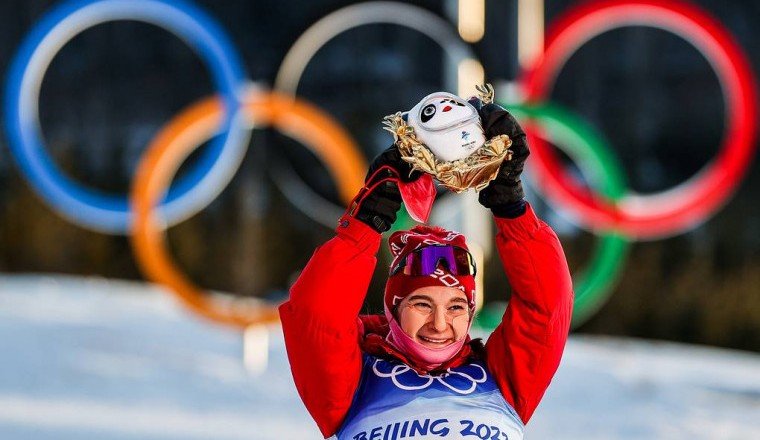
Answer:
[
  {"left": 407, "top": 92, "right": 486, "bottom": 162},
  {"left": 416, "top": 95, "right": 474, "bottom": 130}
]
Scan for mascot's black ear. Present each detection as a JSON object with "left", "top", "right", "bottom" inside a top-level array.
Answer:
[
  {"left": 401, "top": 112, "right": 409, "bottom": 122},
  {"left": 468, "top": 97, "right": 484, "bottom": 111}
]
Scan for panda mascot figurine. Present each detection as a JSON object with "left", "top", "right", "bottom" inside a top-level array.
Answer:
[
  {"left": 382, "top": 84, "right": 513, "bottom": 222},
  {"left": 406, "top": 92, "right": 487, "bottom": 162}
]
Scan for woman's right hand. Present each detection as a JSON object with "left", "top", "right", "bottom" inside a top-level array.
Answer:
[{"left": 354, "top": 146, "right": 422, "bottom": 232}]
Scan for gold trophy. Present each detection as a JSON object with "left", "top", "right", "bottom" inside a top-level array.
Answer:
[{"left": 383, "top": 84, "right": 513, "bottom": 193}]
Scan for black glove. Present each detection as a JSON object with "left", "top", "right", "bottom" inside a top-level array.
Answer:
[
  {"left": 471, "top": 100, "right": 530, "bottom": 218},
  {"left": 354, "top": 146, "right": 421, "bottom": 232}
]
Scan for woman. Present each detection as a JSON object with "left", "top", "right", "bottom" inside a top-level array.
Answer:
[{"left": 279, "top": 100, "right": 573, "bottom": 439}]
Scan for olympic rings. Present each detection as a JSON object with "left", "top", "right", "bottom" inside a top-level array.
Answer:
[
  {"left": 521, "top": 0, "right": 758, "bottom": 239},
  {"left": 273, "top": 1, "right": 477, "bottom": 229},
  {"left": 472, "top": 103, "right": 630, "bottom": 330},
  {"left": 4, "top": 0, "right": 248, "bottom": 233},
  {"left": 6, "top": 0, "right": 757, "bottom": 330},
  {"left": 130, "top": 90, "right": 365, "bottom": 328}
]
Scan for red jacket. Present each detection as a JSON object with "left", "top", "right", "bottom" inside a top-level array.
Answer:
[{"left": 279, "top": 203, "right": 573, "bottom": 438}]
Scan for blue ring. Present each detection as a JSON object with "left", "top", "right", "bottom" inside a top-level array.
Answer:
[{"left": 4, "top": 0, "right": 246, "bottom": 233}]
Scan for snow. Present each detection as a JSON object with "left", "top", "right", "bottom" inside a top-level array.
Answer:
[{"left": 0, "top": 275, "right": 758, "bottom": 439}]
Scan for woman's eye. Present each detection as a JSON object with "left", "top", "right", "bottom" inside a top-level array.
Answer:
[
  {"left": 449, "top": 305, "right": 468, "bottom": 316},
  {"left": 413, "top": 302, "right": 432, "bottom": 310}
]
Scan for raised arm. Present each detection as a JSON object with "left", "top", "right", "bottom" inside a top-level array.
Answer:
[
  {"left": 474, "top": 101, "right": 573, "bottom": 423},
  {"left": 279, "top": 216, "right": 380, "bottom": 437},
  {"left": 484, "top": 205, "right": 573, "bottom": 423},
  {"left": 279, "top": 145, "right": 421, "bottom": 437}
]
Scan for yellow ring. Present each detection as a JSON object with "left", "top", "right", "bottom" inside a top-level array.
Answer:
[{"left": 130, "top": 90, "right": 366, "bottom": 328}]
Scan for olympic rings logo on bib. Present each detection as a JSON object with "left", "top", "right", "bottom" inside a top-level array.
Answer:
[{"left": 372, "top": 359, "right": 487, "bottom": 395}]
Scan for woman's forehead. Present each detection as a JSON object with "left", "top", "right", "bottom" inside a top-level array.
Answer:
[{"left": 406, "top": 286, "right": 467, "bottom": 302}]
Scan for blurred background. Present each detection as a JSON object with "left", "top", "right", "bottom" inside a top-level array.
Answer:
[{"left": 0, "top": 0, "right": 759, "bottom": 439}]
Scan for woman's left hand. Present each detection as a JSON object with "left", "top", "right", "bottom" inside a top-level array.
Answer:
[{"left": 470, "top": 100, "right": 530, "bottom": 217}]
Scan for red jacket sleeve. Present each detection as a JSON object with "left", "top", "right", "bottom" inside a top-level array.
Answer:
[
  {"left": 484, "top": 203, "right": 573, "bottom": 424},
  {"left": 278, "top": 215, "right": 381, "bottom": 438}
]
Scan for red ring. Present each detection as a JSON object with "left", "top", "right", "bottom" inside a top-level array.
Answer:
[{"left": 521, "top": 0, "right": 757, "bottom": 238}]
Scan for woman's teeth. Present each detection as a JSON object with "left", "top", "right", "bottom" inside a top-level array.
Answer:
[{"left": 419, "top": 336, "right": 449, "bottom": 344}]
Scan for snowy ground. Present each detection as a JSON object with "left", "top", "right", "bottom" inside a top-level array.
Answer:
[{"left": 0, "top": 274, "right": 758, "bottom": 440}]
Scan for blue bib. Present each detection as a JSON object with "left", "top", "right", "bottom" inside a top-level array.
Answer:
[{"left": 334, "top": 355, "right": 524, "bottom": 440}]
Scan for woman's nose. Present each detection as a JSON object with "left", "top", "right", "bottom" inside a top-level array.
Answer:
[{"left": 432, "top": 308, "right": 448, "bottom": 332}]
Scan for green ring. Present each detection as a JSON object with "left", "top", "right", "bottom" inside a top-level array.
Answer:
[
  {"left": 392, "top": 205, "right": 416, "bottom": 233},
  {"left": 475, "top": 102, "right": 631, "bottom": 329}
]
